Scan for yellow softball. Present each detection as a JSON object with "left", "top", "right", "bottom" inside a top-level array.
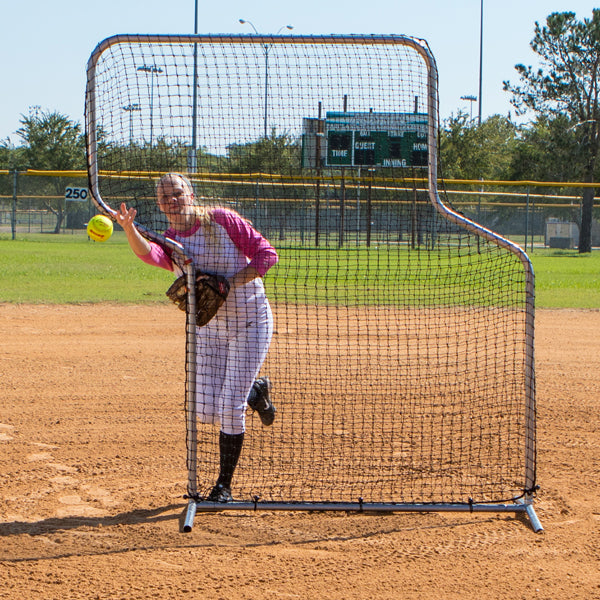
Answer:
[{"left": 87, "top": 214, "right": 114, "bottom": 242}]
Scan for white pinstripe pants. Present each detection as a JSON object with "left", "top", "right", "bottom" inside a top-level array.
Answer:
[{"left": 194, "top": 301, "right": 273, "bottom": 435}]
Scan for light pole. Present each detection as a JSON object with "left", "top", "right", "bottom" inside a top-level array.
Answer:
[
  {"left": 189, "top": 0, "right": 199, "bottom": 173},
  {"left": 460, "top": 95, "right": 477, "bottom": 122},
  {"left": 122, "top": 103, "right": 141, "bottom": 144},
  {"left": 239, "top": 19, "right": 293, "bottom": 138},
  {"left": 478, "top": 0, "right": 483, "bottom": 125},
  {"left": 137, "top": 64, "right": 164, "bottom": 146}
]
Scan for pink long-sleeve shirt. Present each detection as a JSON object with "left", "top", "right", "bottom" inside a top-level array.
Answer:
[{"left": 137, "top": 207, "right": 278, "bottom": 277}]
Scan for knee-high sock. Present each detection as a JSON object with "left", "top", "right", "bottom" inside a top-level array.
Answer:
[{"left": 216, "top": 431, "right": 244, "bottom": 488}]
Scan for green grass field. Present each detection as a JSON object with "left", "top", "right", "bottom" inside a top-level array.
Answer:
[
  {"left": 1, "top": 232, "right": 599, "bottom": 308},
  {"left": 0, "top": 232, "right": 173, "bottom": 304}
]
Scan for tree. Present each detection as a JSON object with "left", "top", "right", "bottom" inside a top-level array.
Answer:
[
  {"left": 0, "top": 138, "right": 12, "bottom": 170},
  {"left": 16, "top": 107, "right": 86, "bottom": 232},
  {"left": 17, "top": 107, "right": 85, "bottom": 171},
  {"left": 509, "top": 114, "right": 582, "bottom": 182},
  {"left": 504, "top": 10, "right": 600, "bottom": 252},
  {"left": 0, "top": 138, "right": 27, "bottom": 171},
  {"left": 227, "top": 129, "right": 301, "bottom": 174},
  {"left": 440, "top": 112, "right": 518, "bottom": 180}
]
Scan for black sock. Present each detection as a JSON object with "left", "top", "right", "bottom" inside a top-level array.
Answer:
[{"left": 216, "top": 431, "right": 244, "bottom": 489}]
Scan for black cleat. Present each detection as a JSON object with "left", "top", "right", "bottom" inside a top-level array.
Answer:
[
  {"left": 247, "top": 376, "right": 276, "bottom": 426},
  {"left": 207, "top": 483, "right": 233, "bottom": 503}
]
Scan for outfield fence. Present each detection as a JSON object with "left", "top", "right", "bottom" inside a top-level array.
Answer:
[{"left": 0, "top": 168, "right": 598, "bottom": 250}]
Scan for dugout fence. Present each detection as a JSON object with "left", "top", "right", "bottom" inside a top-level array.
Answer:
[{"left": 84, "top": 33, "right": 541, "bottom": 532}]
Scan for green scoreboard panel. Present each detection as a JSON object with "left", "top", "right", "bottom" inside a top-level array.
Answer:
[{"left": 324, "top": 111, "right": 428, "bottom": 168}]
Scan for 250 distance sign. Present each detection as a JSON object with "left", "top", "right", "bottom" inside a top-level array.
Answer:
[{"left": 64, "top": 187, "right": 89, "bottom": 202}]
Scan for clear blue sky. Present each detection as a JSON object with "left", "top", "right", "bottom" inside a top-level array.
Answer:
[{"left": 1, "top": 1, "right": 598, "bottom": 144}]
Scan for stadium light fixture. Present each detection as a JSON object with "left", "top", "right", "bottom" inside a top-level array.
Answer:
[
  {"left": 460, "top": 95, "right": 477, "bottom": 121},
  {"left": 122, "top": 103, "right": 141, "bottom": 144},
  {"left": 136, "top": 65, "right": 164, "bottom": 146}
]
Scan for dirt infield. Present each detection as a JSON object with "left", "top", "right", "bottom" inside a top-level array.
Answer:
[{"left": 1, "top": 304, "right": 599, "bottom": 599}]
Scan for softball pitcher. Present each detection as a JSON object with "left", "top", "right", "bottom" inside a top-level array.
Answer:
[{"left": 116, "top": 172, "right": 278, "bottom": 503}]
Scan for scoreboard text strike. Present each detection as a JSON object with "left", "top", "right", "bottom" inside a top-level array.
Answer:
[{"left": 302, "top": 111, "right": 428, "bottom": 169}]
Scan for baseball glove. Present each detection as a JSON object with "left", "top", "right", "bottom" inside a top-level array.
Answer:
[{"left": 166, "top": 272, "right": 230, "bottom": 327}]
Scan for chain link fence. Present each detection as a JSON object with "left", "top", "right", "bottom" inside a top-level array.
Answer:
[
  {"left": 0, "top": 170, "right": 93, "bottom": 236},
  {"left": 1, "top": 169, "right": 598, "bottom": 249}
]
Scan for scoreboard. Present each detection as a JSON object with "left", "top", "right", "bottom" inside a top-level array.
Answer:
[
  {"left": 325, "top": 111, "right": 428, "bottom": 168},
  {"left": 302, "top": 111, "right": 428, "bottom": 169}
]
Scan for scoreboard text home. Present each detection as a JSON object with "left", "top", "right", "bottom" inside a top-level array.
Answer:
[{"left": 302, "top": 111, "right": 428, "bottom": 169}]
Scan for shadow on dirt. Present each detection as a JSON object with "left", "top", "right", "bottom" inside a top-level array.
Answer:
[{"left": 0, "top": 503, "right": 184, "bottom": 537}]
